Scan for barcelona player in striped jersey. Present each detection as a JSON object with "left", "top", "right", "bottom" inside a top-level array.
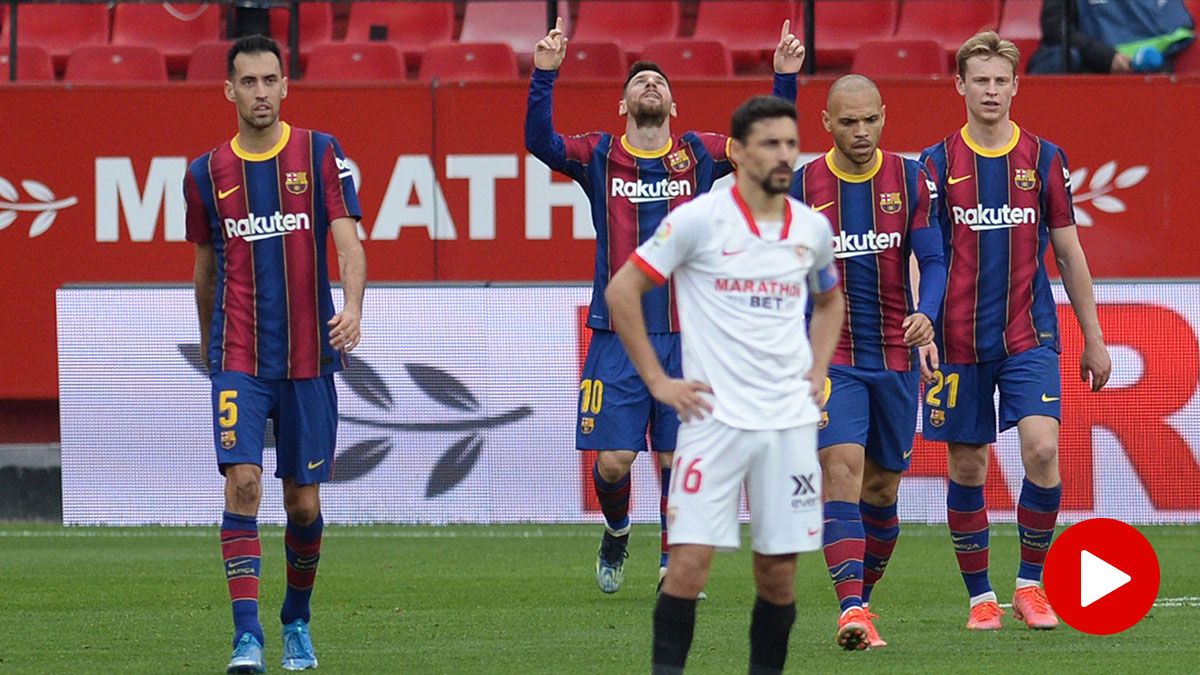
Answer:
[
  {"left": 791, "top": 75, "right": 946, "bottom": 651},
  {"left": 919, "top": 32, "right": 1111, "bottom": 632},
  {"left": 185, "top": 36, "right": 366, "bottom": 673},
  {"left": 526, "top": 17, "right": 807, "bottom": 595}
]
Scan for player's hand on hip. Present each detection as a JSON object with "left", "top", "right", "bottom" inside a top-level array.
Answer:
[
  {"left": 902, "top": 312, "right": 933, "bottom": 347},
  {"left": 1081, "top": 339, "right": 1112, "bottom": 391},
  {"left": 533, "top": 16, "right": 568, "bottom": 71},
  {"left": 773, "top": 19, "right": 806, "bottom": 74},
  {"left": 327, "top": 309, "right": 361, "bottom": 353},
  {"left": 651, "top": 378, "right": 714, "bottom": 422},
  {"left": 918, "top": 343, "right": 940, "bottom": 384}
]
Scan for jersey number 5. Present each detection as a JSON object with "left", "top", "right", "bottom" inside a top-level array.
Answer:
[{"left": 218, "top": 390, "right": 239, "bottom": 428}]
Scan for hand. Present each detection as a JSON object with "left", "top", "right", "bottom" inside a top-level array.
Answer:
[
  {"left": 902, "top": 312, "right": 934, "bottom": 347},
  {"left": 534, "top": 16, "right": 568, "bottom": 71},
  {"left": 328, "top": 308, "right": 361, "bottom": 352},
  {"left": 805, "top": 367, "right": 828, "bottom": 407},
  {"left": 1081, "top": 338, "right": 1111, "bottom": 391},
  {"left": 773, "top": 19, "right": 806, "bottom": 74},
  {"left": 918, "top": 343, "right": 940, "bottom": 384},
  {"left": 1111, "top": 52, "right": 1133, "bottom": 73},
  {"left": 650, "top": 378, "right": 714, "bottom": 422}
]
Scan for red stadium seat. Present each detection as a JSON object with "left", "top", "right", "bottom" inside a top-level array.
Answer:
[
  {"left": 641, "top": 40, "right": 733, "bottom": 78},
  {"left": 304, "top": 43, "right": 406, "bottom": 83},
  {"left": 803, "top": 0, "right": 898, "bottom": 69},
  {"left": 459, "top": 1, "right": 569, "bottom": 68},
  {"left": 1173, "top": 43, "right": 1200, "bottom": 75},
  {"left": 344, "top": 1, "right": 455, "bottom": 70},
  {"left": 188, "top": 42, "right": 292, "bottom": 83},
  {"left": 852, "top": 38, "right": 947, "bottom": 78},
  {"left": 557, "top": 41, "right": 626, "bottom": 80},
  {"left": 895, "top": 0, "right": 1001, "bottom": 57},
  {"left": 0, "top": 46, "right": 56, "bottom": 82},
  {"left": 418, "top": 42, "right": 520, "bottom": 82},
  {"left": 65, "top": 45, "right": 168, "bottom": 83},
  {"left": 111, "top": 3, "right": 222, "bottom": 73},
  {"left": 570, "top": 1, "right": 680, "bottom": 57},
  {"left": 0, "top": 4, "right": 108, "bottom": 72},
  {"left": 692, "top": 1, "right": 794, "bottom": 68},
  {"left": 269, "top": 2, "right": 334, "bottom": 53}
]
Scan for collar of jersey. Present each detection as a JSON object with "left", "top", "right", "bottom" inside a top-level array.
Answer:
[
  {"left": 232, "top": 122, "right": 291, "bottom": 161},
  {"left": 731, "top": 183, "right": 792, "bottom": 240},
  {"left": 620, "top": 134, "right": 672, "bottom": 159},
  {"left": 824, "top": 148, "right": 882, "bottom": 183},
  {"left": 960, "top": 121, "right": 1020, "bottom": 158}
]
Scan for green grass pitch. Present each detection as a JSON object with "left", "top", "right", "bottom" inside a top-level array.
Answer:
[{"left": 0, "top": 524, "right": 1195, "bottom": 673}]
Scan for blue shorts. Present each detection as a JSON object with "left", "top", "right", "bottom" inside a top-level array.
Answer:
[
  {"left": 577, "top": 329, "right": 681, "bottom": 452},
  {"left": 922, "top": 346, "right": 1061, "bottom": 445},
  {"left": 819, "top": 365, "right": 920, "bottom": 472},
  {"left": 210, "top": 371, "right": 338, "bottom": 484}
]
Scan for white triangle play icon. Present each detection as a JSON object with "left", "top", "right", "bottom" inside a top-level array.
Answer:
[{"left": 1080, "top": 550, "right": 1132, "bottom": 608}]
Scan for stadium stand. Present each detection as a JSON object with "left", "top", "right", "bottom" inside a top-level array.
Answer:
[
  {"left": 692, "top": 1, "right": 795, "bottom": 68},
  {"left": 111, "top": 3, "right": 222, "bottom": 74},
  {"left": 65, "top": 45, "right": 169, "bottom": 83},
  {"left": 570, "top": 1, "right": 681, "bottom": 59},
  {"left": 803, "top": 0, "right": 899, "bottom": 69},
  {"left": 641, "top": 39, "right": 733, "bottom": 78},
  {"left": 0, "top": 46, "right": 55, "bottom": 82},
  {"left": 852, "top": 37, "right": 947, "bottom": 78},
  {"left": 268, "top": 1, "right": 334, "bottom": 56},
  {"left": 894, "top": 0, "right": 1002, "bottom": 58},
  {"left": 344, "top": 1, "right": 456, "bottom": 72},
  {"left": 557, "top": 41, "right": 627, "bottom": 80},
  {"left": 418, "top": 42, "right": 521, "bottom": 81},
  {"left": 459, "top": 1, "right": 569, "bottom": 70},
  {"left": 305, "top": 42, "right": 406, "bottom": 82},
  {"left": 0, "top": 4, "right": 109, "bottom": 73}
]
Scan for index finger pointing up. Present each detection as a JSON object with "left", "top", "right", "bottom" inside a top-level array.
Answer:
[{"left": 780, "top": 19, "right": 791, "bottom": 41}]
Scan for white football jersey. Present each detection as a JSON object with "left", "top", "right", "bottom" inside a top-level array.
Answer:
[{"left": 632, "top": 185, "right": 838, "bottom": 430}]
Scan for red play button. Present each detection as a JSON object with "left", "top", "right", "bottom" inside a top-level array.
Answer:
[{"left": 1043, "top": 518, "right": 1160, "bottom": 635}]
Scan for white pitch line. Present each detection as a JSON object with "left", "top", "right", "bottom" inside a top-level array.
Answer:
[
  {"left": 0, "top": 528, "right": 610, "bottom": 540},
  {"left": 999, "top": 596, "right": 1200, "bottom": 610}
]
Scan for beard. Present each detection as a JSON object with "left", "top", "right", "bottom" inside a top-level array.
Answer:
[
  {"left": 759, "top": 170, "right": 792, "bottom": 196},
  {"left": 240, "top": 107, "right": 277, "bottom": 130},
  {"left": 629, "top": 100, "right": 669, "bottom": 128}
]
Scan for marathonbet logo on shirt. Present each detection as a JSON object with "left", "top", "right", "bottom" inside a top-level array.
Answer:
[
  {"left": 223, "top": 211, "right": 311, "bottom": 242},
  {"left": 611, "top": 177, "right": 692, "bottom": 204},
  {"left": 713, "top": 277, "right": 804, "bottom": 312}
]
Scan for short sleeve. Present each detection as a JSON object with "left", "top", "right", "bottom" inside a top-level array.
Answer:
[
  {"left": 807, "top": 219, "right": 840, "bottom": 294},
  {"left": 321, "top": 136, "right": 362, "bottom": 223},
  {"left": 630, "top": 206, "right": 702, "bottom": 285},
  {"left": 1045, "top": 147, "right": 1075, "bottom": 229},
  {"left": 183, "top": 169, "right": 211, "bottom": 245}
]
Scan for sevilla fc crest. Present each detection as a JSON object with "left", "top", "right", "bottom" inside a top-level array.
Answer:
[
  {"left": 667, "top": 148, "right": 692, "bottom": 173},
  {"left": 1014, "top": 168, "right": 1037, "bottom": 191},
  {"left": 878, "top": 191, "right": 903, "bottom": 214},
  {"left": 794, "top": 245, "right": 812, "bottom": 266},
  {"left": 285, "top": 171, "right": 309, "bottom": 195}
]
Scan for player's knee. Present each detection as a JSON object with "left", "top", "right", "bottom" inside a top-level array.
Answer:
[
  {"left": 862, "top": 475, "right": 899, "bottom": 505},
  {"left": 595, "top": 452, "right": 634, "bottom": 482},
  {"left": 1024, "top": 437, "right": 1059, "bottom": 472},
  {"left": 753, "top": 557, "right": 796, "bottom": 604},
  {"left": 225, "top": 471, "right": 262, "bottom": 511}
]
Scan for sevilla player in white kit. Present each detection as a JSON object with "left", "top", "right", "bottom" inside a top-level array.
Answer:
[{"left": 606, "top": 95, "right": 844, "bottom": 675}]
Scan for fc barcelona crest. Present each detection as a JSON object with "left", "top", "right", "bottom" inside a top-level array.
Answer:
[
  {"left": 819, "top": 411, "right": 829, "bottom": 430},
  {"left": 929, "top": 409, "right": 946, "bottom": 428},
  {"left": 581, "top": 417, "right": 595, "bottom": 435},
  {"left": 878, "top": 192, "right": 903, "bottom": 214},
  {"left": 1014, "top": 168, "right": 1037, "bottom": 191},
  {"left": 285, "top": 171, "right": 309, "bottom": 195},
  {"left": 220, "top": 430, "right": 237, "bottom": 450},
  {"left": 667, "top": 148, "right": 692, "bottom": 172}
]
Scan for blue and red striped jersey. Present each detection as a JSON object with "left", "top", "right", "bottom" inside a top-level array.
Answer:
[
  {"left": 792, "top": 149, "right": 946, "bottom": 371},
  {"left": 920, "top": 123, "right": 1075, "bottom": 364},
  {"left": 184, "top": 122, "right": 361, "bottom": 379},
  {"left": 525, "top": 68, "right": 796, "bottom": 333}
]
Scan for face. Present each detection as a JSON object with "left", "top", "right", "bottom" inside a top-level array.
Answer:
[
  {"left": 731, "top": 116, "right": 799, "bottom": 196},
  {"left": 956, "top": 54, "right": 1017, "bottom": 125},
  {"left": 225, "top": 51, "right": 287, "bottom": 130},
  {"left": 823, "top": 87, "right": 885, "bottom": 167},
  {"left": 619, "top": 70, "right": 676, "bottom": 128}
]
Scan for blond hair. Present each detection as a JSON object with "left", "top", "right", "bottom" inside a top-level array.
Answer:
[{"left": 956, "top": 31, "right": 1020, "bottom": 78}]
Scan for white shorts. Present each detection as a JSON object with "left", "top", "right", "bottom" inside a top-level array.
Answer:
[{"left": 666, "top": 415, "right": 822, "bottom": 555}]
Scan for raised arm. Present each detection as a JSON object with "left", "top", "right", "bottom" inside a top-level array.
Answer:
[
  {"left": 772, "top": 19, "right": 805, "bottom": 101},
  {"left": 525, "top": 17, "right": 581, "bottom": 176}
]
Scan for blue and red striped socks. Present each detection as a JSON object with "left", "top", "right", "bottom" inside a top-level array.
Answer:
[
  {"left": 659, "top": 464, "right": 672, "bottom": 568},
  {"left": 947, "top": 480, "right": 993, "bottom": 603},
  {"left": 281, "top": 513, "right": 324, "bottom": 625},
  {"left": 221, "top": 511, "right": 263, "bottom": 646},
  {"left": 860, "top": 500, "right": 900, "bottom": 605},
  {"left": 822, "top": 500, "right": 865, "bottom": 613},
  {"left": 1016, "top": 479, "right": 1061, "bottom": 587},
  {"left": 593, "top": 460, "right": 631, "bottom": 535}
]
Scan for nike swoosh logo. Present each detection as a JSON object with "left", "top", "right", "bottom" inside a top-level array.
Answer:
[
  {"left": 951, "top": 534, "right": 976, "bottom": 542},
  {"left": 807, "top": 528, "right": 821, "bottom": 536},
  {"left": 721, "top": 248, "right": 746, "bottom": 256},
  {"left": 947, "top": 174, "right": 972, "bottom": 185},
  {"left": 218, "top": 185, "right": 241, "bottom": 199},
  {"left": 1041, "top": 394, "right": 1060, "bottom": 402},
  {"left": 903, "top": 448, "right": 914, "bottom": 459},
  {"left": 812, "top": 201, "right": 835, "bottom": 212},
  {"left": 307, "top": 459, "right": 326, "bottom": 470}
]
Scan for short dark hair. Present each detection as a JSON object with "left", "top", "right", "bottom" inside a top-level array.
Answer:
[
  {"left": 730, "top": 95, "right": 797, "bottom": 143},
  {"left": 624, "top": 60, "right": 669, "bottom": 91},
  {"left": 227, "top": 35, "right": 282, "bottom": 78}
]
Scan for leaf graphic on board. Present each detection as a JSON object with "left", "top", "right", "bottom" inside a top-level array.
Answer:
[
  {"left": 1115, "top": 166, "right": 1148, "bottom": 189},
  {"left": 425, "top": 434, "right": 483, "bottom": 498},
  {"left": 28, "top": 210, "right": 56, "bottom": 237},
  {"left": 1073, "top": 206, "right": 1094, "bottom": 226},
  {"left": 1089, "top": 161, "right": 1117, "bottom": 191},
  {"left": 329, "top": 438, "right": 391, "bottom": 483},
  {"left": 1091, "top": 195, "right": 1126, "bottom": 214},
  {"left": 176, "top": 343, "right": 208, "bottom": 375},
  {"left": 0, "top": 177, "right": 17, "bottom": 202},
  {"left": 0, "top": 211, "right": 15, "bottom": 231},
  {"left": 406, "top": 363, "right": 479, "bottom": 411},
  {"left": 1069, "top": 167, "right": 1088, "bottom": 191},
  {"left": 21, "top": 180, "right": 55, "bottom": 202},
  {"left": 341, "top": 354, "right": 394, "bottom": 409}
]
